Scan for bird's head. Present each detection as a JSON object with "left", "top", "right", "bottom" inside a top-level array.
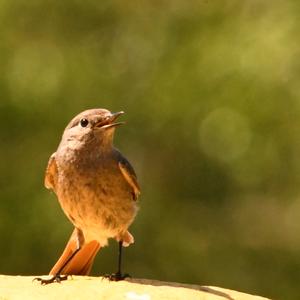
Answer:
[{"left": 61, "top": 108, "right": 125, "bottom": 147}]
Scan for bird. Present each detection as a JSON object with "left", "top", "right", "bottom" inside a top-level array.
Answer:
[{"left": 35, "top": 108, "right": 140, "bottom": 284}]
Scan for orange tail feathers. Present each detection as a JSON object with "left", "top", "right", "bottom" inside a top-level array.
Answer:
[{"left": 50, "top": 229, "right": 101, "bottom": 276}]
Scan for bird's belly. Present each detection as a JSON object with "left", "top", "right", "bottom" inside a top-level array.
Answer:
[{"left": 56, "top": 173, "right": 137, "bottom": 244}]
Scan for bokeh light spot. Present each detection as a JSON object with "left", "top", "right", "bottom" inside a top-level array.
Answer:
[
  {"left": 199, "top": 107, "right": 252, "bottom": 162},
  {"left": 7, "top": 43, "right": 65, "bottom": 105}
]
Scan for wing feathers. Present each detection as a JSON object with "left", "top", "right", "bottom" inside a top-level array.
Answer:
[
  {"left": 118, "top": 161, "right": 140, "bottom": 201},
  {"left": 44, "top": 153, "right": 58, "bottom": 190}
]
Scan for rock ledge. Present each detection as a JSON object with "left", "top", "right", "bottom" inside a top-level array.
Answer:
[{"left": 0, "top": 275, "right": 271, "bottom": 300}]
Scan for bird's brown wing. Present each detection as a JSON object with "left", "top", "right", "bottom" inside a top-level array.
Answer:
[
  {"left": 44, "top": 153, "right": 58, "bottom": 191},
  {"left": 118, "top": 158, "right": 140, "bottom": 201}
]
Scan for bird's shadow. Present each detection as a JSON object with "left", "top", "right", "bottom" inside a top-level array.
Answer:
[{"left": 126, "top": 278, "right": 235, "bottom": 300}]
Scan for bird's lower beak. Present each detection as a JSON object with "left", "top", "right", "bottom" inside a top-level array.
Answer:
[{"left": 96, "top": 111, "right": 125, "bottom": 129}]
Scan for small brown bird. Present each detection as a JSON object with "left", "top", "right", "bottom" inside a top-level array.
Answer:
[{"left": 35, "top": 108, "right": 140, "bottom": 284}]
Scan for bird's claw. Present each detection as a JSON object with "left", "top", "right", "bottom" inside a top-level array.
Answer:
[
  {"left": 103, "top": 271, "right": 130, "bottom": 281},
  {"left": 33, "top": 274, "right": 68, "bottom": 285}
]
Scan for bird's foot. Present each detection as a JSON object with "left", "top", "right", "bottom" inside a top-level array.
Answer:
[
  {"left": 103, "top": 271, "right": 130, "bottom": 281},
  {"left": 33, "top": 274, "right": 68, "bottom": 285}
]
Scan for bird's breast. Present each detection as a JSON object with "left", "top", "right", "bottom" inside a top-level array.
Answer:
[{"left": 54, "top": 151, "right": 137, "bottom": 242}]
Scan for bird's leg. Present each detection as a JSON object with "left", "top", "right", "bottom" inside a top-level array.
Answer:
[
  {"left": 105, "top": 241, "right": 130, "bottom": 281},
  {"left": 34, "top": 246, "right": 81, "bottom": 285},
  {"left": 116, "top": 240, "right": 124, "bottom": 279},
  {"left": 34, "top": 229, "right": 85, "bottom": 285}
]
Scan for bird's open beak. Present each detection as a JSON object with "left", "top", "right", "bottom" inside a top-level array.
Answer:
[{"left": 96, "top": 111, "right": 125, "bottom": 129}]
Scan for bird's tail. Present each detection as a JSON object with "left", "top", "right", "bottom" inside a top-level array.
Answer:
[{"left": 49, "top": 229, "right": 101, "bottom": 276}]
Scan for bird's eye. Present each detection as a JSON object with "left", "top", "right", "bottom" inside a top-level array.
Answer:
[{"left": 80, "top": 118, "right": 89, "bottom": 127}]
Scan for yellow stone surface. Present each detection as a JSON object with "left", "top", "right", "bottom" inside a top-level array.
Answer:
[{"left": 0, "top": 275, "right": 271, "bottom": 300}]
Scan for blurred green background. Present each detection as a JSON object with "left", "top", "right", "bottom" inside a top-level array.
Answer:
[{"left": 0, "top": 1, "right": 299, "bottom": 299}]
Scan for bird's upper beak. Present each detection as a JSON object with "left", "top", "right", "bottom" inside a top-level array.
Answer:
[{"left": 95, "top": 111, "right": 125, "bottom": 129}]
